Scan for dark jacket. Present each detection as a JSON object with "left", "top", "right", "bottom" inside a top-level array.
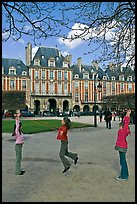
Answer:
[{"left": 104, "top": 110, "right": 112, "bottom": 121}]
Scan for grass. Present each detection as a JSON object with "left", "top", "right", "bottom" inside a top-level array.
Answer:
[{"left": 2, "top": 119, "right": 94, "bottom": 134}]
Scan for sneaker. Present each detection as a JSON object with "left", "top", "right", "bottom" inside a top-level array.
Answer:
[
  {"left": 63, "top": 166, "right": 70, "bottom": 173},
  {"left": 74, "top": 157, "right": 78, "bottom": 165},
  {"left": 17, "top": 171, "right": 25, "bottom": 175},
  {"left": 116, "top": 176, "right": 127, "bottom": 181}
]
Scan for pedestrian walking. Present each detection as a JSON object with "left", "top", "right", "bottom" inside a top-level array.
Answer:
[
  {"left": 104, "top": 108, "right": 112, "bottom": 129},
  {"left": 114, "top": 121, "right": 131, "bottom": 181},
  {"left": 13, "top": 113, "right": 25, "bottom": 175},
  {"left": 56, "top": 117, "right": 78, "bottom": 173},
  {"left": 99, "top": 110, "right": 103, "bottom": 122}
]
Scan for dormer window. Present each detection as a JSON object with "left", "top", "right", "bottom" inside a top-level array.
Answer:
[
  {"left": 63, "top": 61, "right": 68, "bottom": 68},
  {"left": 112, "top": 76, "right": 115, "bottom": 80},
  {"left": 83, "top": 73, "right": 89, "bottom": 79},
  {"left": 103, "top": 76, "right": 107, "bottom": 80},
  {"left": 2, "top": 67, "right": 4, "bottom": 74},
  {"left": 9, "top": 66, "right": 16, "bottom": 75},
  {"left": 22, "top": 71, "right": 27, "bottom": 75},
  {"left": 48, "top": 58, "right": 55, "bottom": 67},
  {"left": 34, "top": 59, "right": 40, "bottom": 66},
  {"left": 127, "top": 76, "right": 132, "bottom": 82},
  {"left": 119, "top": 76, "right": 124, "bottom": 81},
  {"left": 75, "top": 74, "right": 79, "bottom": 79}
]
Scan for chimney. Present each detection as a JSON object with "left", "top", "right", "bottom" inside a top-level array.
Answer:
[
  {"left": 65, "top": 54, "right": 72, "bottom": 67},
  {"left": 77, "top": 57, "right": 82, "bottom": 72},
  {"left": 25, "top": 43, "right": 32, "bottom": 66},
  {"left": 92, "top": 60, "right": 98, "bottom": 70},
  {"left": 109, "top": 62, "right": 114, "bottom": 70},
  {"left": 68, "top": 54, "right": 72, "bottom": 67}
]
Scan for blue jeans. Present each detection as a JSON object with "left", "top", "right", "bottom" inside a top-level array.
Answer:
[{"left": 119, "top": 151, "right": 129, "bottom": 179}]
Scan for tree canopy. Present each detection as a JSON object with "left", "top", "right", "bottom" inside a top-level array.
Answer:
[{"left": 2, "top": 2, "right": 135, "bottom": 68}]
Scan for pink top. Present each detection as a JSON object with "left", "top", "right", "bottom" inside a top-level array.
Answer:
[
  {"left": 115, "top": 128, "right": 130, "bottom": 149},
  {"left": 123, "top": 115, "right": 130, "bottom": 128},
  {"left": 15, "top": 118, "right": 24, "bottom": 144}
]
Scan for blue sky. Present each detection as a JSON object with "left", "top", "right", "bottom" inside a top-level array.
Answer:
[{"left": 2, "top": 2, "right": 121, "bottom": 68}]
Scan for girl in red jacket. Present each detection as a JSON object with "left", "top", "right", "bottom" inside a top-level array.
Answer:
[
  {"left": 57, "top": 117, "right": 78, "bottom": 173},
  {"left": 114, "top": 121, "right": 131, "bottom": 181}
]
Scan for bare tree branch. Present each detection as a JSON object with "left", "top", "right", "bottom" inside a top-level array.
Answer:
[{"left": 2, "top": 2, "right": 135, "bottom": 68}]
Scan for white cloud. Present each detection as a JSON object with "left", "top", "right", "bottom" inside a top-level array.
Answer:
[
  {"left": 2, "top": 31, "right": 10, "bottom": 40},
  {"left": 61, "top": 51, "right": 70, "bottom": 57},
  {"left": 58, "top": 23, "right": 92, "bottom": 49},
  {"left": 18, "top": 39, "right": 25, "bottom": 44},
  {"left": 58, "top": 22, "right": 115, "bottom": 50},
  {"left": 23, "top": 25, "right": 32, "bottom": 32}
]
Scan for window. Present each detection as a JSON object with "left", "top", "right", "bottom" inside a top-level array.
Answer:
[
  {"left": 58, "top": 70, "right": 62, "bottom": 80},
  {"left": 22, "top": 71, "right": 27, "bottom": 75},
  {"left": 75, "top": 81, "right": 79, "bottom": 88},
  {"left": 83, "top": 73, "right": 89, "bottom": 79},
  {"left": 58, "top": 82, "right": 62, "bottom": 94},
  {"left": 63, "top": 61, "right": 68, "bottom": 67},
  {"left": 9, "top": 70, "right": 15, "bottom": 75},
  {"left": 127, "top": 76, "right": 132, "bottom": 82},
  {"left": 42, "top": 82, "right": 45, "bottom": 93},
  {"left": 42, "top": 70, "right": 45, "bottom": 79},
  {"left": 75, "top": 74, "right": 79, "bottom": 79},
  {"left": 112, "top": 76, "right": 115, "bottom": 80},
  {"left": 48, "top": 59, "right": 55, "bottom": 67},
  {"left": 35, "top": 70, "right": 39, "bottom": 79},
  {"left": 50, "top": 83, "right": 54, "bottom": 94},
  {"left": 64, "top": 82, "right": 67, "bottom": 94},
  {"left": 112, "top": 82, "right": 115, "bottom": 90},
  {"left": 84, "top": 81, "right": 88, "bottom": 89},
  {"left": 34, "top": 59, "right": 40, "bottom": 66},
  {"left": 35, "top": 82, "right": 39, "bottom": 94},
  {"left": 64, "top": 71, "right": 67, "bottom": 80},
  {"left": 120, "top": 83, "right": 124, "bottom": 90},
  {"left": 10, "top": 80, "right": 15, "bottom": 88},
  {"left": 128, "top": 83, "right": 132, "bottom": 91},
  {"left": 103, "top": 82, "right": 106, "bottom": 88},
  {"left": 75, "top": 92, "right": 79, "bottom": 102},
  {"left": 22, "top": 80, "right": 26, "bottom": 89},
  {"left": 50, "top": 70, "right": 54, "bottom": 79},
  {"left": 9, "top": 67, "right": 16, "bottom": 75},
  {"left": 2, "top": 67, "right": 4, "bottom": 74},
  {"left": 103, "top": 76, "right": 107, "bottom": 80},
  {"left": 84, "top": 92, "right": 88, "bottom": 102},
  {"left": 119, "top": 76, "right": 124, "bottom": 81}
]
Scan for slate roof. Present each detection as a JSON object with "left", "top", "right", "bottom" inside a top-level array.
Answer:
[
  {"left": 31, "top": 47, "right": 65, "bottom": 68},
  {"left": 72, "top": 64, "right": 106, "bottom": 80},
  {"left": 105, "top": 66, "right": 135, "bottom": 81},
  {"left": 2, "top": 58, "right": 29, "bottom": 75}
]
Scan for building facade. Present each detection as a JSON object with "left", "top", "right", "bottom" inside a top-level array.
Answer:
[{"left": 2, "top": 43, "right": 135, "bottom": 115}]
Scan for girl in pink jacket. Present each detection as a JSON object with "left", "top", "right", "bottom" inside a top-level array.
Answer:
[
  {"left": 14, "top": 113, "right": 25, "bottom": 175},
  {"left": 114, "top": 122, "right": 130, "bottom": 181}
]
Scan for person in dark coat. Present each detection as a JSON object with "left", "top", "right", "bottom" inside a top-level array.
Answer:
[{"left": 104, "top": 108, "right": 112, "bottom": 129}]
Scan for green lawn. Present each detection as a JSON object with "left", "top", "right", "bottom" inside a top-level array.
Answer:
[{"left": 2, "top": 119, "right": 94, "bottom": 134}]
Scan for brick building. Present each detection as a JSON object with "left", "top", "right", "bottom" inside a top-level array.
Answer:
[{"left": 2, "top": 43, "right": 135, "bottom": 115}]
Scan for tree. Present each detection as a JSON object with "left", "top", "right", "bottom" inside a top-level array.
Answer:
[
  {"left": 2, "top": 2, "right": 135, "bottom": 68},
  {"left": 102, "top": 93, "right": 135, "bottom": 110},
  {"left": 2, "top": 91, "right": 26, "bottom": 110}
]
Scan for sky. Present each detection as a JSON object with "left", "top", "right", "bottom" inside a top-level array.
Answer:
[{"left": 2, "top": 2, "right": 129, "bottom": 68}]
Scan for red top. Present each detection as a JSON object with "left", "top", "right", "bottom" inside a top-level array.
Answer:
[
  {"left": 123, "top": 115, "right": 130, "bottom": 128},
  {"left": 115, "top": 128, "right": 130, "bottom": 149},
  {"left": 57, "top": 125, "right": 68, "bottom": 141}
]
